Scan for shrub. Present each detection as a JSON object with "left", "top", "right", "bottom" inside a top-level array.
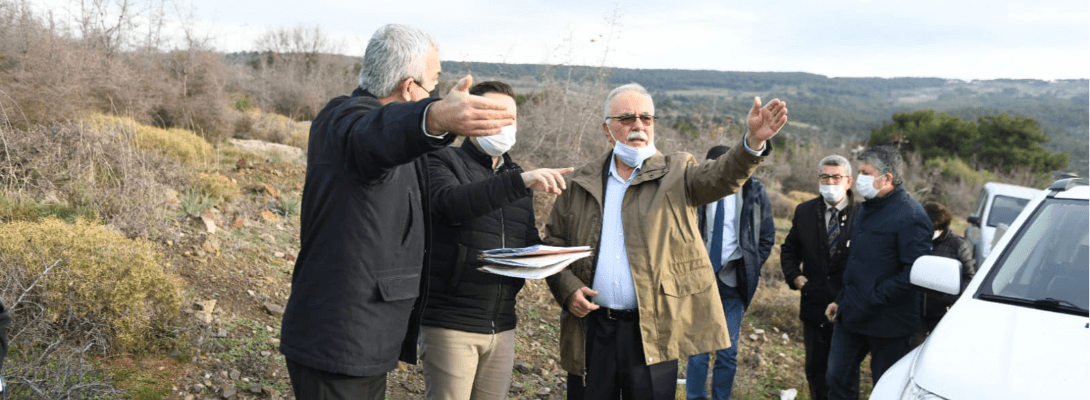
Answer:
[
  {"left": 194, "top": 173, "right": 240, "bottom": 202},
  {"left": 925, "top": 157, "right": 994, "bottom": 188},
  {"left": 89, "top": 113, "right": 213, "bottom": 167},
  {"left": 233, "top": 107, "right": 310, "bottom": 150},
  {"left": 277, "top": 193, "right": 301, "bottom": 216},
  {"left": 0, "top": 218, "right": 182, "bottom": 351},
  {"left": 179, "top": 188, "right": 215, "bottom": 216},
  {"left": 1, "top": 121, "right": 182, "bottom": 239},
  {"left": 0, "top": 191, "right": 98, "bottom": 223}
]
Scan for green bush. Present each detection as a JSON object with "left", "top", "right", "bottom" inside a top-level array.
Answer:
[
  {"left": 925, "top": 157, "right": 995, "bottom": 187},
  {"left": 0, "top": 218, "right": 182, "bottom": 351}
]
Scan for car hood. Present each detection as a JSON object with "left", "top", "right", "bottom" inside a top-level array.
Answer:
[{"left": 913, "top": 297, "right": 1089, "bottom": 399}]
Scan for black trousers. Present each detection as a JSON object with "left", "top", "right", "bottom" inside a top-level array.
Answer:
[
  {"left": 286, "top": 358, "right": 386, "bottom": 400},
  {"left": 826, "top": 326, "right": 911, "bottom": 400},
  {"left": 566, "top": 309, "right": 678, "bottom": 400},
  {"left": 802, "top": 320, "right": 836, "bottom": 400}
]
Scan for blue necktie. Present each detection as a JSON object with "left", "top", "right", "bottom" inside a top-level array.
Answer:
[
  {"left": 710, "top": 198, "right": 726, "bottom": 273},
  {"left": 827, "top": 209, "right": 840, "bottom": 259}
]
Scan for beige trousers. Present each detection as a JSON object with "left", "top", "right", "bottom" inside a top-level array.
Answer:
[{"left": 420, "top": 325, "right": 516, "bottom": 400}]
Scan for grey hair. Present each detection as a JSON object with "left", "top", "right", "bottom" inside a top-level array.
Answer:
[
  {"left": 603, "top": 83, "right": 653, "bottom": 120},
  {"left": 857, "top": 145, "right": 904, "bottom": 186},
  {"left": 818, "top": 155, "right": 852, "bottom": 176},
  {"left": 357, "top": 24, "right": 437, "bottom": 98}
]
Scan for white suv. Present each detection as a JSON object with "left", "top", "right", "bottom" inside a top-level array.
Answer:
[{"left": 872, "top": 178, "right": 1088, "bottom": 399}]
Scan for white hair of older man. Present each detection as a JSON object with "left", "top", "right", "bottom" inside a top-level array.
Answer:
[
  {"left": 357, "top": 24, "right": 438, "bottom": 98},
  {"left": 602, "top": 83, "right": 654, "bottom": 121}
]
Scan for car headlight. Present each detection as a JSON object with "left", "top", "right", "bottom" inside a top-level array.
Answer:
[{"left": 900, "top": 378, "right": 947, "bottom": 400}]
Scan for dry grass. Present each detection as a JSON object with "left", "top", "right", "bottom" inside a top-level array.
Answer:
[
  {"left": 0, "top": 119, "right": 185, "bottom": 239},
  {"left": 229, "top": 107, "right": 311, "bottom": 150}
]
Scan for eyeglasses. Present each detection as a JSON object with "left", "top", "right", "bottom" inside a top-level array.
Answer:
[
  {"left": 411, "top": 79, "right": 432, "bottom": 93},
  {"left": 818, "top": 174, "right": 846, "bottom": 183},
  {"left": 606, "top": 113, "right": 657, "bottom": 126}
]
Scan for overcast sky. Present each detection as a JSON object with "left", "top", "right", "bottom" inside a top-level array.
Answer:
[{"left": 26, "top": 0, "right": 1090, "bottom": 81}]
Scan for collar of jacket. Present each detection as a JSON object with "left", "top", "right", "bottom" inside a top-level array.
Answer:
[
  {"left": 862, "top": 184, "right": 905, "bottom": 208},
  {"left": 934, "top": 228, "right": 952, "bottom": 243},
  {"left": 570, "top": 147, "right": 669, "bottom": 203},
  {"left": 351, "top": 87, "right": 377, "bottom": 100},
  {"left": 458, "top": 140, "right": 517, "bottom": 171}
]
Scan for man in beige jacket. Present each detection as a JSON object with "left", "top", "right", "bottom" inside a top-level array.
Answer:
[{"left": 544, "top": 83, "right": 787, "bottom": 399}]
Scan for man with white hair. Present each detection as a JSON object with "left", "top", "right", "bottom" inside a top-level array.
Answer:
[
  {"left": 279, "top": 24, "right": 515, "bottom": 400},
  {"left": 544, "top": 83, "right": 788, "bottom": 399}
]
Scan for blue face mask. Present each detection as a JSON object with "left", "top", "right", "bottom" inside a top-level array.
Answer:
[
  {"left": 608, "top": 125, "right": 656, "bottom": 168},
  {"left": 612, "top": 139, "right": 657, "bottom": 168}
]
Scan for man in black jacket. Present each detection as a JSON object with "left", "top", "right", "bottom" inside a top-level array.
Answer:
[
  {"left": 420, "top": 81, "right": 571, "bottom": 400},
  {"left": 279, "top": 24, "right": 516, "bottom": 400},
  {"left": 824, "top": 146, "right": 931, "bottom": 400},
  {"left": 780, "top": 155, "right": 858, "bottom": 400}
]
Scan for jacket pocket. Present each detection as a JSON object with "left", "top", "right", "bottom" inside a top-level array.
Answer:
[
  {"left": 661, "top": 268, "right": 715, "bottom": 298},
  {"left": 377, "top": 272, "right": 421, "bottom": 302}
]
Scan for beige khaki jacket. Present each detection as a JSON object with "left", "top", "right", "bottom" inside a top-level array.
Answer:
[{"left": 544, "top": 143, "right": 766, "bottom": 377}]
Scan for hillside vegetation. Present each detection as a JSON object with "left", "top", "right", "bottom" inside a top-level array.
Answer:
[{"left": 0, "top": 2, "right": 1075, "bottom": 399}]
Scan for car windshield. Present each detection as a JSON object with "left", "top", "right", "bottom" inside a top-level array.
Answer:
[
  {"left": 986, "top": 195, "right": 1031, "bottom": 227},
  {"left": 979, "top": 198, "right": 1089, "bottom": 314}
]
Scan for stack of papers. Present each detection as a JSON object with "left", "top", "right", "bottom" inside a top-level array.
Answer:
[{"left": 478, "top": 245, "right": 593, "bottom": 279}]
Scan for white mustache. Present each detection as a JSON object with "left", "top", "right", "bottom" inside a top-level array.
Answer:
[{"left": 626, "top": 131, "right": 648, "bottom": 141}]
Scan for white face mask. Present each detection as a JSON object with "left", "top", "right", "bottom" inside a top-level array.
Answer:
[
  {"left": 933, "top": 230, "right": 943, "bottom": 240},
  {"left": 819, "top": 184, "right": 846, "bottom": 204},
  {"left": 609, "top": 126, "right": 657, "bottom": 168},
  {"left": 855, "top": 173, "right": 880, "bottom": 200},
  {"left": 476, "top": 124, "right": 517, "bottom": 156}
]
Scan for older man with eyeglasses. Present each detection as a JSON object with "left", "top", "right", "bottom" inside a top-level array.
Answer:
[
  {"left": 279, "top": 24, "right": 516, "bottom": 400},
  {"left": 544, "top": 83, "right": 787, "bottom": 400}
]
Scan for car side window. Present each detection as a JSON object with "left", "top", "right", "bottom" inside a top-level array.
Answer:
[
  {"left": 971, "top": 190, "right": 987, "bottom": 219},
  {"left": 986, "top": 195, "right": 1030, "bottom": 227}
]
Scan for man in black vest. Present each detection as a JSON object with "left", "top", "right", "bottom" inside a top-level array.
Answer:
[
  {"left": 278, "top": 24, "right": 516, "bottom": 400},
  {"left": 780, "top": 155, "right": 858, "bottom": 400}
]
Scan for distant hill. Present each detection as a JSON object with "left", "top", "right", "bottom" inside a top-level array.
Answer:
[
  {"left": 440, "top": 61, "right": 1088, "bottom": 176},
  {"left": 220, "top": 54, "right": 1087, "bottom": 176}
]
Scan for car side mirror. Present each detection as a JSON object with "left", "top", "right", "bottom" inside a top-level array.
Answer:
[
  {"left": 911, "top": 255, "right": 962, "bottom": 295},
  {"left": 967, "top": 215, "right": 980, "bottom": 226}
]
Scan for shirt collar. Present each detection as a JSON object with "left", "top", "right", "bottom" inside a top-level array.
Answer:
[
  {"left": 607, "top": 157, "right": 641, "bottom": 185},
  {"left": 828, "top": 195, "right": 849, "bottom": 213}
]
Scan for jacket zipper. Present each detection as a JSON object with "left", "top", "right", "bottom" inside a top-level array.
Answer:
[{"left": 493, "top": 167, "right": 505, "bottom": 334}]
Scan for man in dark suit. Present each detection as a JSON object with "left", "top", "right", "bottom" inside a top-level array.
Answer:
[
  {"left": 278, "top": 24, "right": 516, "bottom": 400},
  {"left": 824, "top": 146, "right": 932, "bottom": 400},
  {"left": 780, "top": 155, "right": 858, "bottom": 400}
]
